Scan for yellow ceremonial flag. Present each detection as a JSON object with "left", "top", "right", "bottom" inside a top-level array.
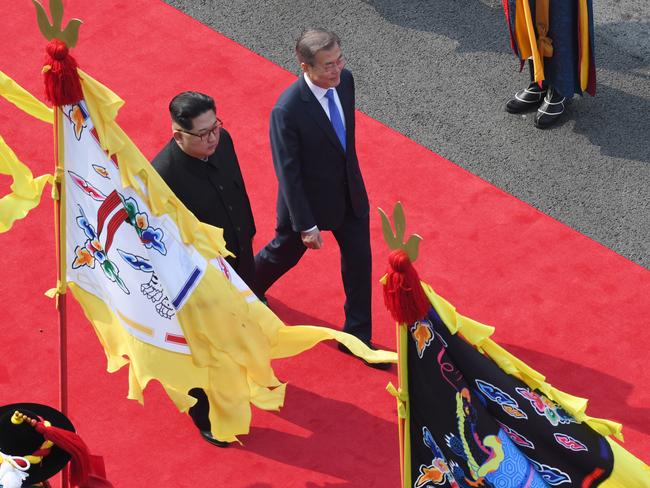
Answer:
[{"left": 54, "top": 70, "right": 395, "bottom": 443}]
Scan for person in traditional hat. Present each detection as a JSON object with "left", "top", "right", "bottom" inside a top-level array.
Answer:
[
  {"left": 502, "top": 0, "right": 596, "bottom": 128},
  {"left": 0, "top": 403, "right": 112, "bottom": 488}
]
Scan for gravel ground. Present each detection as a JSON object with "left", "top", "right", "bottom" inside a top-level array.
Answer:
[{"left": 164, "top": 0, "right": 650, "bottom": 268}]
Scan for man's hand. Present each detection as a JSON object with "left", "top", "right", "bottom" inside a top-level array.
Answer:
[{"left": 301, "top": 228, "right": 323, "bottom": 249}]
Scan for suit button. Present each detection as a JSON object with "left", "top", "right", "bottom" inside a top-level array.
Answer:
[
  {"left": 228, "top": 205, "right": 233, "bottom": 211},
  {"left": 236, "top": 226, "right": 241, "bottom": 231},
  {"left": 219, "top": 185, "right": 224, "bottom": 191}
]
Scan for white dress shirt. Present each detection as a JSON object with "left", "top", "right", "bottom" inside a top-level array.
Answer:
[
  {"left": 303, "top": 73, "right": 346, "bottom": 129},
  {"left": 298, "top": 73, "right": 348, "bottom": 233}
]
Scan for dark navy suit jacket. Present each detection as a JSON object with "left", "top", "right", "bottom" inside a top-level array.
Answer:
[{"left": 270, "top": 69, "right": 369, "bottom": 232}]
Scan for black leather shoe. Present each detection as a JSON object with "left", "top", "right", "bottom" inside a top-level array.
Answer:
[
  {"left": 337, "top": 342, "right": 392, "bottom": 370},
  {"left": 200, "top": 430, "right": 230, "bottom": 448},
  {"left": 505, "top": 82, "right": 547, "bottom": 114},
  {"left": 534, "top": 86, "right": 565, "bottom": 129}
]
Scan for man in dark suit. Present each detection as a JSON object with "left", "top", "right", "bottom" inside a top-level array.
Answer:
[
  {"left": 152, "top": 91, "right": 257, "bottom": 446},
  {"left": 255, "top": 29, "right": 389, "bottom": 369}
]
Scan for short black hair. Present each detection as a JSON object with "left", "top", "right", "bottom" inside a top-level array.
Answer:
[{"left": 169, "top": 91, "right": 216, "bottom": 130}]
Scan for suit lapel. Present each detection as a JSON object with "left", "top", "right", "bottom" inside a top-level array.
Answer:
[{"left": 299, "top": 76, "right": 346, "bottom": 154}]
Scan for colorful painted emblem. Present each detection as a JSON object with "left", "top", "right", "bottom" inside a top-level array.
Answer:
[
  {"left": 415, "top": 427, "right": 459, "bottom": 488},
  {"left": 63, "top": 100, "right": 206, "bottom": 354},
  {"left": 411, "top": 319, "right": 435, "bottom": 358},
  {"left": 496, "top": 421, "right": 535, "bottom": 449},
  {"left": 69, "top": 171, "right": 107, "bottom": 201},
  {"left": 516, "top": 387, "right": 575, "bottom": 426},
  {"left": 475, "top": 379, "right": 528, "bottom": 419},
  {"left": 442, "top": 388, "right": 505, "bottom": 485},
  {"left": 530, "top": 459, "right": 572, "bottom": 485},
  {"left": 92, "top": 164, "right": 110, "bottom": 178},
  {"left": 120, "top": 195, "right": 166, "bottom": 255},
  {"left": 554, "top": 433, "right": 588, "bottom": 452},
  {"left": 72, "top": 205, "right": 129, "bottom": 294},
  {"left": 65, "top": 103, "right": 89, "bottom": 140}
]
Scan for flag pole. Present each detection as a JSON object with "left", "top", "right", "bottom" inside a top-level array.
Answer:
[
  {"left": 397, "top": 323, "right": 411, "bottom": 488},
  {"left": 379, "top": 202, "right": 425, "bottom": 488},
  {"left": 396, "top": 323, "right": 405, "bottom": 487},
  {"left": 33, "top": 2, "right": 84, "bottom": 485},
  {"left": 53, "top": 105, "right": 70, "bottom": 488}
]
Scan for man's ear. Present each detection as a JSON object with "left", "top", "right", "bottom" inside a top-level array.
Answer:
[
  {"left": 172, "top": 130, "right": 184, "bottom": 144},
  {"left": 300, "top": 62, "right": 309, "bottom": 74}
]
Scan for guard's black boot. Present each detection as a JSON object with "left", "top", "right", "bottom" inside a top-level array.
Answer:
[
  {"left": 505, "top": 60, "right": 547, "bottom": 114},
  {"left": 534, "top": 86, "right": 566, "bottom": 129}
]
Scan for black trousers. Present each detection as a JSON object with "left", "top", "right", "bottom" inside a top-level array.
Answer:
[
  {"left": 254, "top": 210, "right": 372, "bottom": 342},
  {"left": 225, "top": 237, "right": 257, "bottom": 297},
  {"left": 188, "top": 388, "right": 211, "bottom": 431}
]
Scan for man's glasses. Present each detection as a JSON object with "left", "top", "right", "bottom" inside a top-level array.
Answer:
[
  {"left": 319, "top": 56, "right": 346, "bottom": 73},
  {"left": 177, "top": 118, "right": 223, "bottom": 142}
]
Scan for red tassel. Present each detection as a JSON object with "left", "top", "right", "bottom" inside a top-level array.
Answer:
[
  {"left": 35, "top": 421, "right": 90, "bottom": 487},
  {"left": 43, "top": 39, "right": 83, "bottom": 106},
  {"left": 383, "top": 249, "right": 430, "bottom": 324}
]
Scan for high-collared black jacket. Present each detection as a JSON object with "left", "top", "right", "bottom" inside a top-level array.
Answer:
[{"left": 152, "top": 129, "right": 255, "bottom": 265}]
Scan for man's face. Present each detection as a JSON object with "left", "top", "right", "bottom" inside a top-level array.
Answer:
[
  {"left": 302, "top": 44, "right": 345, "bottom": 89},
  {"left": 173, "top": 109, "right": 221, "bottom": 160}
]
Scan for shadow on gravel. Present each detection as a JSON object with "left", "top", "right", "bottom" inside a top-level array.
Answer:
[
  {"left": 572, "top": 83, "right": 650, "bottom": 163},
  {"left": 363, "top": 0, "right": 509, "bottom": 55},
  {"left": 597, "top": 21, "right": 650, "bottom": 70},
  {"left": 365, "top": 0, "right": 650, "bottom": 163}
]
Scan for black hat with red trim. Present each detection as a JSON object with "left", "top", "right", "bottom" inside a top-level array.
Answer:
[{"left": 0, "top": 403, "right": 74, "bottom": 485}]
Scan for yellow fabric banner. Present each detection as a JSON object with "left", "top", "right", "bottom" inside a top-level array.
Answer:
[
  {"left": 0, "top": 70, "right": 53, "bottom": 124},
  {"left": 0, "top": 135, "right": 52, "bottom": 233},
  {"left": 68, "top": 69, "right": 396, "bottom": 443},
  {"left": 0, "top": 72, "right": 53, "bottom": 233}
]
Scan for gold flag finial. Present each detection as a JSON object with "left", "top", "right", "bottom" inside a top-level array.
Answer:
[
  {"left": 32, "top": 0, "right": 83, "bottom": 48},
  {"left": 378, "top": 202, "right": 422, "bottom": 263}
]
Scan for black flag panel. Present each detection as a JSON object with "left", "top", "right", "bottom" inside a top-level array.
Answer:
[{"left": 407, "top": 307, "right": 614, "bottom": 488}]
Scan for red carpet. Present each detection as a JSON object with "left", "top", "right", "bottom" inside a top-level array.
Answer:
[{"left": 1, "top": 1, "right": 648, "bottom": 486}]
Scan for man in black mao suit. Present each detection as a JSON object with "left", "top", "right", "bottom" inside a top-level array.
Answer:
[
  {"left": 152, "top": 92, "right": 256, "bottom": 288},
  {"left": 255, "top": 29, "right": 388, "bottom": 369},
  {"left": 152, "top": 91, "right": 257, "bottom": 447}
]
